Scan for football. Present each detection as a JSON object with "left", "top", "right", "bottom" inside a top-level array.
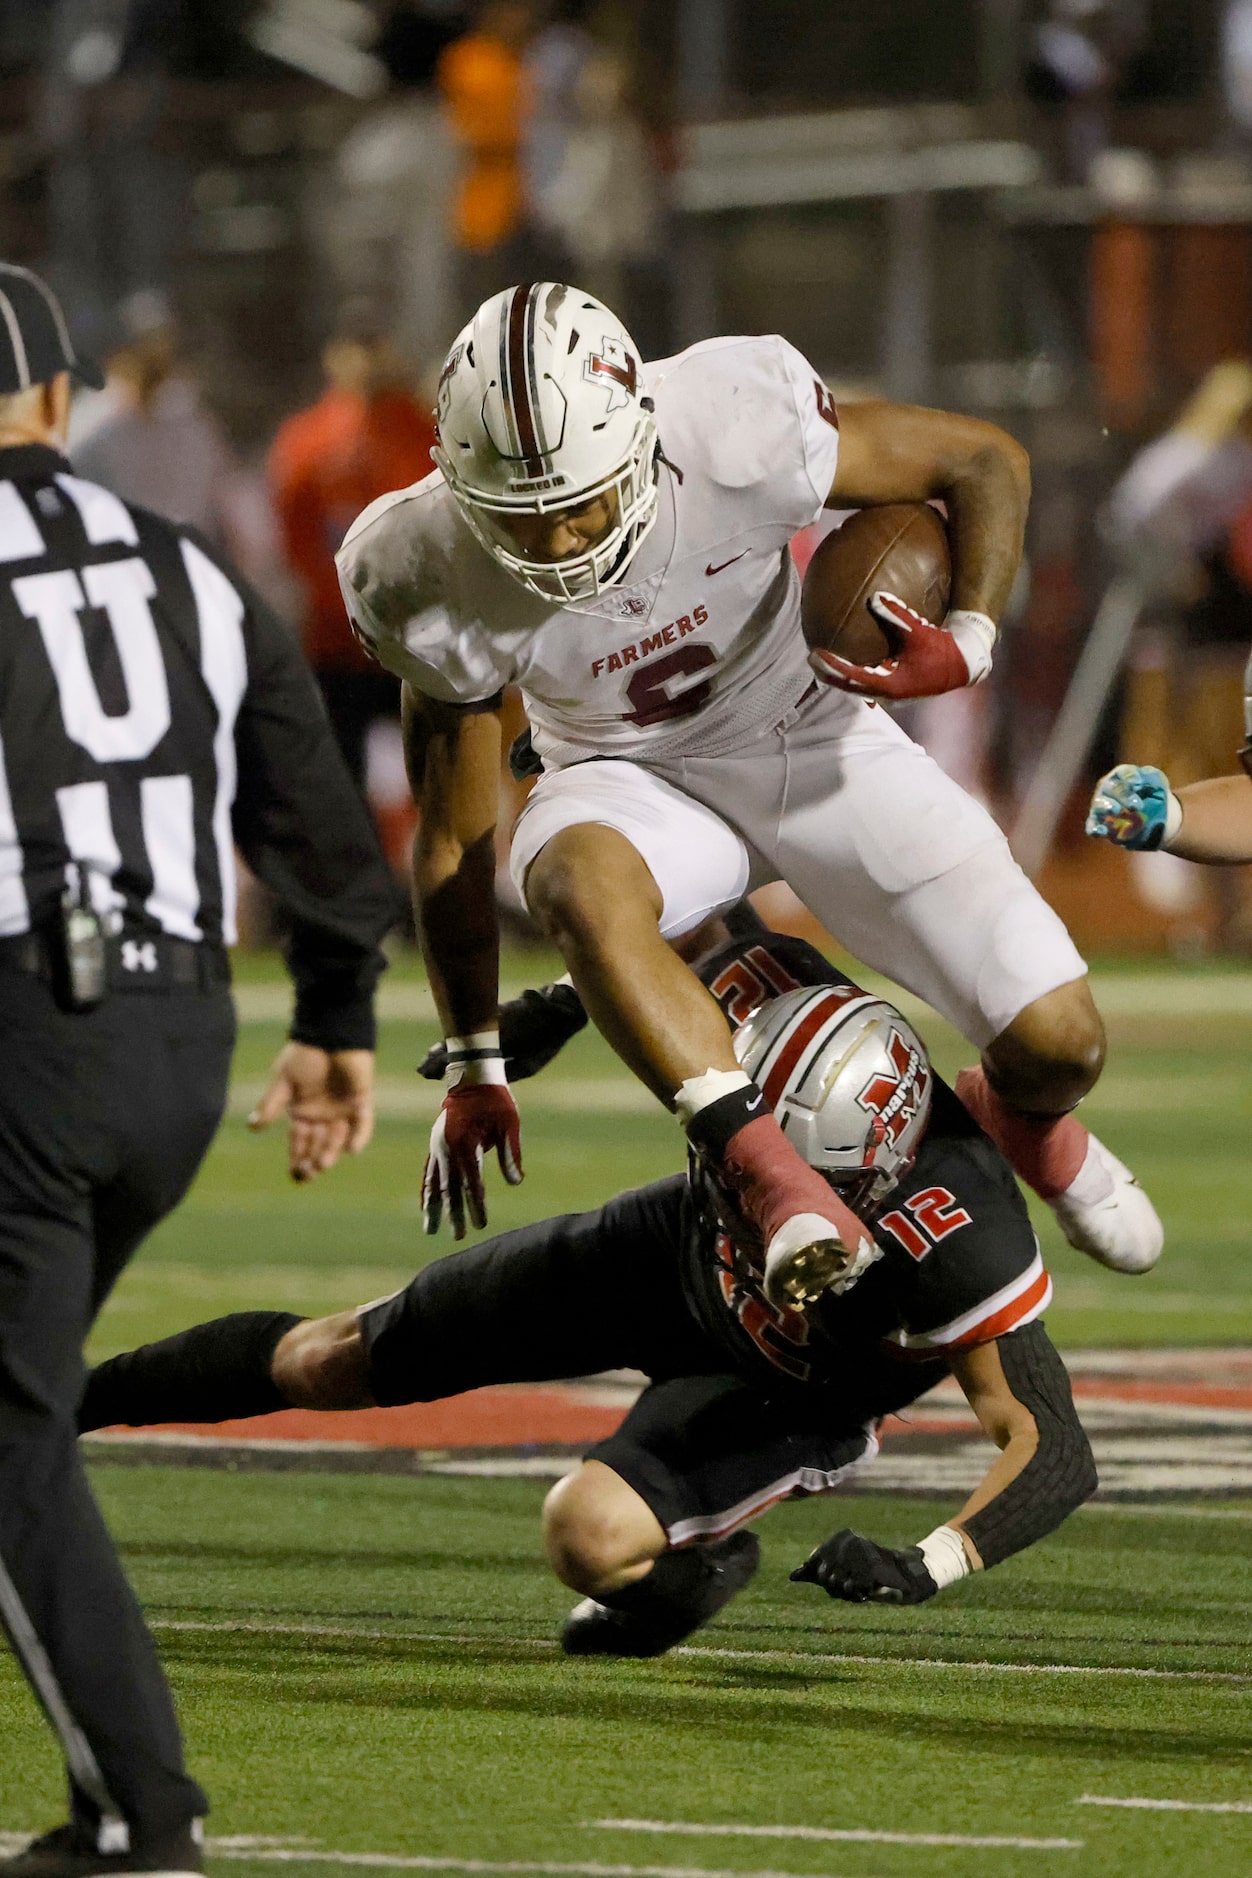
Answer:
[{"left": 801, "top": 503, "right": 952, "bottom": 668}]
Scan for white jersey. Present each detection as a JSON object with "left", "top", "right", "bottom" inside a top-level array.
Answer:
[{"left": 336, "top": 334, "right": 842, "bottom": 767}]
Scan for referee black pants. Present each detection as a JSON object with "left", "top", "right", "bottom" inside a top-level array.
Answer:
[{"left": 0, "top": 970, "right": 234, "bottom": 1843}]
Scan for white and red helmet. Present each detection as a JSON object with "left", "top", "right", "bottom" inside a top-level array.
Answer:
[
  {"left": 431, "top": 281, "right": 660, "bottom": 604},
  {"left": 734, "top": 985, "right": 933, "bottom": 1209}
]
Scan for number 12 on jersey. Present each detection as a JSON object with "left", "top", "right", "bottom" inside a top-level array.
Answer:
[{"left": 877, "top": 1186, "right": 972, "bottom": 1260}]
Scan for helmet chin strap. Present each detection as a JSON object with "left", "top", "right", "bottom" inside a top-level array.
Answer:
[
  {"left": 641, "top": 401, "right": 683, "bottom": 487},
  {"left": 655, "top": 442, "right": 684, "bottom": 487}
]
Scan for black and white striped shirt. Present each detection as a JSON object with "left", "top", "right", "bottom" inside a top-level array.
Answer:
[{"left": 0, "top": 442, "right": 395, "bottom": 1046}]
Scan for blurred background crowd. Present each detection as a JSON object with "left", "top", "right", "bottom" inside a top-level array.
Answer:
[{"left": 2, "top": 0, "right": 1252, "bottom": 954}]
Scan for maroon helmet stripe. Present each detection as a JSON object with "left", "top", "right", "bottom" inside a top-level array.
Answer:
[
  {"left": 759, "top": 993, "right": 848, "bottom": 1111},
  {"left": 507, "top": 282, "right": 545, "bottom": 474}
]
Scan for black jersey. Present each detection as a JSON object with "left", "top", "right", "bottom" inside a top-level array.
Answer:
[
  {"left": 680, "top": 929, "right": 1050, "bottom": 1388},
  {"left": 0, "top": 444, "right": 395, "bottom": 1044}
]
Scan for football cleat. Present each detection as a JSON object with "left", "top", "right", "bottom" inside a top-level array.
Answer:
[
  {"left": 0, "top": 1822, "right": 202, "bottom": 1878},
  {"left": 1047, "top": 1133, "right": 1163, "bottom": 1274},
  {"left": 763, "top": 1212, "right": 881, "bottom": 1310},
  {"left": 561, "top": 1531, "right": 761, "bottom": 1658}
]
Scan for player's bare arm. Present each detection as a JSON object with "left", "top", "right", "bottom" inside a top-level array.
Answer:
[
  {"left": 792, "top": 1324, "right": 1096, "bottom": 1604},
  {"left": 946, "top": 1334, "right": 1051, "bottom": 1566},
  {"left": 811, "top": 401, "right": 1030, "bottom": 704},
  {"left": 828, "top": 400, "right": 1030, "bottom": 622},
  {"left": 404, "top": 683, "right": 503, "bottom": 1035},
  {"left": 1170, "top": 774, "right": 1252, "bottom": 863},
  {"left": 403, "top": 683, "right": 523, "bottom": 1237},
  {"left": 1088, "top": 762, "right": 1252, "bottom": 865}
]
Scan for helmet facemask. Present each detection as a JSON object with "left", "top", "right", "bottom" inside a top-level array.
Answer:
[{"left": 435, "top": 414, "right": 660, "bottom": 605}]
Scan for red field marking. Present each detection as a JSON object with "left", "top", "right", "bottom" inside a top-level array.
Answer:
[
  {"left": 1071, "top": 1379, "right": 1252, "bottom": 1411},
  {"left": 107, "top": 1385, "right": 626, "bottom": 1449},
  {"left": 96, "top": 1372, "right": 1252, "bottom": 1455}
]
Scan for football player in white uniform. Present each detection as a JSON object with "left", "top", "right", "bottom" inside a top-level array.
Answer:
[{"left": 337, "top": 282, "right": 1162, "bottom": 1296}]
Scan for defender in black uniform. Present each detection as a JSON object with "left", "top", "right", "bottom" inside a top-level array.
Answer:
[
  {"left": 0, "top": 267, "right": 396, "bottom": 1878},
  {"left": 82, "top": 905, "right": 1096, "bottom": 1657}
]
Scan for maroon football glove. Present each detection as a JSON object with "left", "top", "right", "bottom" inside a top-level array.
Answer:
[
  {"left": 809, "top": 591, "right": 992, "bottom": 701},
  {"left": 422, "top": 1082, "right": 523, "bottom": 1238}
]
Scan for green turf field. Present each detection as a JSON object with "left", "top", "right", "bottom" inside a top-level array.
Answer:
[
  {"left": 3, "top": 948, "right": 1246, "bottom": 1875},
  {"left": 86, "top": 947, "right": 1252, "bottom": 1359},
  {"left": 2, "top": 1471, "right": 1249, "bottom": 1878}
]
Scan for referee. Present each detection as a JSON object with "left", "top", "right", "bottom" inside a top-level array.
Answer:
[{"left": 0, "top": 266, "right": 396, "bottom": 1878}]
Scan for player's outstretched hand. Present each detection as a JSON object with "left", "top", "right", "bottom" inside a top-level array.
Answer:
[
  {"left": 1085, "top": 763, "right": 1173, "bottom": 850},
  {"left": 250, "top": 1043, "right": 376, "bottom": 1183},
  {"left": 808, "top": 592, "right": 994, "bottom": 700},
  {"left": 423, "top": 1083, "right": 523, "bottom": 1238},
  {"left": 418, "top": 983, "right": 588, "bottom": 1083},
  {"left": 791, "top": 1528, "right": 938, "bottom": 1604}
]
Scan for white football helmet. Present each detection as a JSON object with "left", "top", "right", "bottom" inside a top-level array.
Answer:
[
  {"left": 734, "top": 985, "right": 933, "bottom": 1209},
  {"left": 431, "top": 282, "right": 659, "bottom": 604}
]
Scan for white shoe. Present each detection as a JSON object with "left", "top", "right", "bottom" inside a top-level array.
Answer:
[
  {"left": 763, "top": 1213, "right": 882, "bottom": 1309},
  {"left": 1048, "top": 1133, "right": 1163, "bottom": 1274}
]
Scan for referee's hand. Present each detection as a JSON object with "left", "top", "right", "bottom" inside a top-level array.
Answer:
[{"left": 250, "top": 1043, "right": 376, "bottom": 1181}]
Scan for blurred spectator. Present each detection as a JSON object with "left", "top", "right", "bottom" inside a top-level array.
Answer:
[
  {"left": 437, "top": 0, "right": 538, "bottom": 311},
  {"left": 539, "top": 40, "right": 662, "bottom": 328},
  {"left": 1224, "top": 0, "right": 1252, "bottom": 140},
  {"left": 1026, "top": 1, "right": 1149, "bottom": 182},
  {"left": 268, "top": 309, "right": 437, "bottom": 794},
  {"left": 1107, "top": 362, "right": 1252, "bottom": 948},
  {"left": 523, "top": 1, "right": 593, "bottom": 277},
  {"left": 39, "top": 0, "right": 188, "bottom": 359},
  {"left": 309, "top": 2, "right": 460, "bottom": 372},
  {"left": 70, "top": 315, "right": 239, "bottom": 540}
]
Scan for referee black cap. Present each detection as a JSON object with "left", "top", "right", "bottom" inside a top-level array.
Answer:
[{"left": 0, "top": 264, "right": 104, "bottom": 395}]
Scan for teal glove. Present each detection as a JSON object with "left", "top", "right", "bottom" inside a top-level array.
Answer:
[{"left": 1086, "top": 764, "right": 1175, "bottom": 851}]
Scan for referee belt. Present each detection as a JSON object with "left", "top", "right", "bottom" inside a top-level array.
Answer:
[{"left": 0, "top": 928, "right": 231, "bottom": 993}]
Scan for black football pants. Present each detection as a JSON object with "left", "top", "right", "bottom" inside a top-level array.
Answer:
[{"left": 0, "top": 970, "right": 233, "bottom": 1843}]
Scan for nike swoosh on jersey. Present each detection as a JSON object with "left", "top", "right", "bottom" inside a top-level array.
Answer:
[{"left": 706, "top": 551, "right": 749, "bottom": 576}]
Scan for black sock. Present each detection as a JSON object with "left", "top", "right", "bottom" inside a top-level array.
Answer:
[
  {"left": 79, "top": 1311, "right": 303, "bottom": 1432},
  {"left": 683, "top": 1083, "right": 768, "bottom": 1164},
  {"left": 597, "top": 1546, "right": 720, "bottom": 1615}
]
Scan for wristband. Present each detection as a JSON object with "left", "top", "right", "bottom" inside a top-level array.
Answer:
[
  {"left": 945, "top": 610, "right": 996, "bottom": 686},
  {"left": 916, "top": 1524, "right": 972, "bottom": 1589},
  {"left": 1159, "top": 791, "right": 1184, "bottom": 851},
  {"left": 445, "top": 1029, "right": 508, "bottom": 1087}
]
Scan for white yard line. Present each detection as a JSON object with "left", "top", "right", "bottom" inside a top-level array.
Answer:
[
  {"left": 677, "top": 1644, "right": 1249, "bottom": 1682},
  {"left": 212, "top": 1840, "right": 323, "bottom": 1850},
  {"left": 226, "top": 1077, "right": 656, "bottom": 1122},
  {"left": 230, "top": 969, "right": 1252, "bottom": 1029},
  {"left": 1076, "top": 1796, "right": 1252, "bottom": 1814},
  {"left": 588, "top": 1820, "right": 1081, "bottom": 1852},
  {"left": 1080, "top": 1501, "right": 1252, "bottom": 1521},
  {"left": 225, "top": 1066, "right": 1247, "bottom": 1122},
  {"left": 148, "top": 1620, "right": 1251, "bottom": 1683},
  {"left": 211, "top": 1856, "right": 877, "bottom": 1878},
  {"left": 0, "top": 1848, "right": 874, "bottom": 1878}
]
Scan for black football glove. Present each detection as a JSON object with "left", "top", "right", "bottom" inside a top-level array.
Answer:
[
  {"left": 418, "top": 982, "right": 588, "bottom": 1083},
  {"left": 790, "top": 1528, "right": 938, "bottom": 1605}
]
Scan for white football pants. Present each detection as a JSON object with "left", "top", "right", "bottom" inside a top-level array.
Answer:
[{"left": 510, "top": 684, "right": 1086, "bottom": 1050}]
